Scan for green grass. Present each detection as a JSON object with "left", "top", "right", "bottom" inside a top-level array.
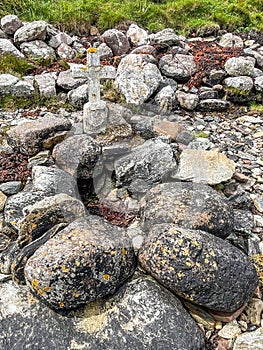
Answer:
[
  {"left": 0, "top": 0, "right": 263, "bottom": 35},
  {"left": 0, "top": 54, "right": 34, "bottom": 77}
]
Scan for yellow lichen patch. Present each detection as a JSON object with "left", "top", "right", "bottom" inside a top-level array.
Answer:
[
  {"left": 76, "top": 261, "right": 81, "bottom": 267},
  {"left": 10, "top": 221, "right": 16, "bottom": 225},
  {"left": 87, "top": 48, "right": 98, "bottom": 53},
  {"left": 177, "top": 271, "right": 184, "bottom": 278},
  {"left": 42, "top": 286, "right": 51, "bottom": 292},
  {"left": 59, "top": 302, "right": 65, "bottom": 308},
  {"left": 81, "top": 67, "right": 87, "bottom": 71},
  {"left": 160, "top": 246, "right": 166, "bottom": 253},
  {"left": 178, "top": 238, "right": 184, "bottom": 245},
  {"left": 31, "top": 279, "right": 39, "bottom": 288},
  {"left": 195, "top": 262, "right": 201, "bottom": 268},
  {"left": 31, "top": 223, "right": 37, "bottom": 230},
  {"left": 192, "top": 240, "right": 200, "bottom": 248},
  {"left": 75, "top": 293, "right": 80, "bottom": 298},
  {"left": 183, "top": 248, "right": 189, "bottom": 256},
  {"left": 103, "top": 274, "right": 110, "bottom": 281},
  {"left": 61, "top": 265, "right": 69, "bottom": 273},
  {"left": 42, "top": 250, "right": 48, "bottom": 257},
  {"left": 161, "top": 259, "right": 167, "bottom": 265},
  {"left": 204, "top": 258, "right": 209, "bottom": 264},
  {"left": 212, "top": 261, "right": 217, "bottom": 269},
  {"left": 210, "top": 250, "right": 215, "bottom": 257},
  {"left": 121, "top": 247, "right": 127, "bottom": 255},
  {"left": 186, "top": 261, "right": 192, "bottom": 267}
]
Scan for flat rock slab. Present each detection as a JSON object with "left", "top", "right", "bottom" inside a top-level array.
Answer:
[
  {"left": 7, "top": 115, "right": 72, "bottom": 156},
  {"left": 174, "top": 149, "right": 236, "bottom": 185},
  {"left": 140, "top": 182, "right": 234, "bottom": 238},
  {"left": 114, "top": 138, "right": 177, "bottom": 194},
  {"left": 138, "top": 224, "right": 258, "bottom": 312},
  {"left": 0, "top": 275, "right": 205, "bottom": 350},
  {"left": 24, "top": 216, "right": 136, "bottom": 310}
]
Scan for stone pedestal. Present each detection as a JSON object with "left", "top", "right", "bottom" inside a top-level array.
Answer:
[{"left": 83, "top": 101, "right": 108, "bottom": 134}]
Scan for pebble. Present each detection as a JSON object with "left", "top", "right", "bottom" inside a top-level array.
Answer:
[{"left": 218, "top": 320, "right": 242, "bottom": 339}]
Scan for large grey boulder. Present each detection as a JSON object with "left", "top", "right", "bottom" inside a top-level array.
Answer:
[
  {"left": 0, "top": 275, "right": 205, "bottom": 350},
  {"left": 0, "top": 38, "right": 24, "bottom": 58},
  {"left": 224, "top": 57, "right": 255, "bottom": 77},
  {"left": 114, "top": 138, "right": 177, "bottom": 194},
  {"left": 159, "top": 54, "right": 196, "bottom": 81},
  {"left": 24, "top": 216, "right": 136, "bottom": 310},
  {"left": 20, "top": 40, "right": 56, "bottom": 61},
  {"left": 52, "top": 134, "right": 101, "bottom": 179},
  {"left": 7, "top": 114, "right": 71, "bottom": 155},
  {"left": 102, "top": 29, "right": 130, "bottom": 56},
  {"left": 115, "top": 53, "right": 163, "bottom": 104},
  {"left": 140, "top": 182, "right": 234, "bottom": 238},
  {"left": 138, "top": 224, "right": 258, "bottom": 312},
  {"left": 14, "top": 20, "right": 47, "bottom": 45},
  {"left": 174, "top": 149, "right": 236, "bottom": 185},
  {"left": 0, "top": 14, "right": 23, "bottom": 34}
]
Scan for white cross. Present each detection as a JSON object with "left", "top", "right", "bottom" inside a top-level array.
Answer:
[{"left": 71, "top": 48, "right": 116, "bottom": 105}]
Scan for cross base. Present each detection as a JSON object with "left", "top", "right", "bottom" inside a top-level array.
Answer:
[{"left": 83, "top": 101, "right": 108, "bottom": 134}]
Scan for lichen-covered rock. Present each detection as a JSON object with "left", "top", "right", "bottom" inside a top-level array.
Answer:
[
  {"left": 56, "top": 43, "right": 76, "bottom": 59},
  {"left": 102, "top": 29, "right": 130, "bottom": 56},
  {"left": 0, "top": 38, "right": 24, "bottom": 58},
  {"left": 115, "top": 53, "right": 162, "bottom": 104},
  {"left": 35, "top": 72, "right": 57, "bottom": 98},
  {"left": 255, "top": 75, "right": 263, "bottom": 91},
  {"left": 67, "top": 83, "right": 89, "bottom": 109},
  {"left": 4, "top": 166, "right": 78, "bottom": 229},
  {"left": 176, "top": 91, "right": 199, "bottom": 110},
  {"left": 52, "top": 134, "right": 101, "bottom": 179},
  {"left": 19, "top": 193, "right": 86, "bottom": 243},
  {"left": 7, "top": 114, "right": 71, "bottom": 156},
  {"left": 97, "top": 42, "right": 113, "bottom": 60},
  {"left": 224, "top": 57, "right": 255, "bottom": 77},
  {"left": 155, "top": 85, "right": 178, "bottom": 111},
  {"left": 114, "top": 138, "right": 177, "bottom": 194},
  {"left": 14, "top": 21, "right": 47, "bottom": 45},
  {"left": 57, "top": 69, "right": 87, "bottom": 90},
  {"left": 224, "top": 76, "right": 254, "bottom": 92},
  {"left": 140, "top": 182, "right": 234, "bottom": 238},
  {"left": 0, "top": 14, "right": 23, "bottom": 35},
  {"left": 218, "top": 33, "right": 244, "bottom": 48},
  {"left": 126, "top": 23, "right": 148, "bottom": 46},
  {"left": 197, "top": 98, "right": 230, "bottom": 111},
  {"left": 48, "top": 32, "right": 73, "bottom": 48},
  {"left": 20, "top": 40, "right": 56, "bottom": 60},
  {"left": 24, "top": 216, "right": 136, "bottom": 310},
  {"left": 138, "top": 224, "right": 258, "bottom": 312},
  {"left": 174, "top": 149, "right": 236, "bottom": 185},
  {"left": 159, "top": 54, "right": 196, "bottom": 81},
  {"left": 149, "top": 28, "right": 182, "bottom": 47},
  {"left": 0, "top": 276, "right": 205, "bottom": 350},
  {"left": 0, "top": 191, "right": 7, "bottom": 212}
]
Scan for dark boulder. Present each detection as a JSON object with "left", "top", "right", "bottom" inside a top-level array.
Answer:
[
  {"left": 138, "top": 224, "right": 258, "bottom": 312},
  {"left": 140, "top": 182, "right": 234, "bottom": 238}
]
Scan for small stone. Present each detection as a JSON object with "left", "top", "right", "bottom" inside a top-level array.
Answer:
[
  {"left": 218, "top": 321, "right": 242, "bottom": 339},
  {"left": 0, "top": 191, "right": 7, "bottom": 211},
  {"left": 254, "top": 196, "right": 263, "bottom": 213},
  {"left": 0, "top": 181, "right": 22, "bottom": 195},
  {"left": 245, "top": 298, "right": 263, "bottom": 326},
  {"left": 233, "top": 327, "right": 263, "bottom": 350},
  {"left": 0, "top": 15, "right": 23, "bottom": 34},
  {"left": 176, "top": 91, "right": 199, "bottom": 110},
  {"left": 215, "top": 321, "right": 223, "bottom": 330},
  {"left": 176, "top": 131, "right": 194, "bottom": 145},
  {"left": 233, "top": 172, "right": 249, "bottom": 183},
  {"left": 218, "top": 33, "right": 244, "bottom": 48}
]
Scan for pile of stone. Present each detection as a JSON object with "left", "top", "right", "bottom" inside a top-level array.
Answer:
[
  {"left": 1, "top": 14, "right": 263, "bottom": 111},
  {"left": 0, "top": 13, "right": 263, "bottom": 350},
  {"left": 0, "top": 98, "right": 262, "bottom": 349}
]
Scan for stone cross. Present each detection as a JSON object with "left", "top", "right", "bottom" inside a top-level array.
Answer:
[{"left": 71, "top": 48, "right": 116, "bottom": 134}]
